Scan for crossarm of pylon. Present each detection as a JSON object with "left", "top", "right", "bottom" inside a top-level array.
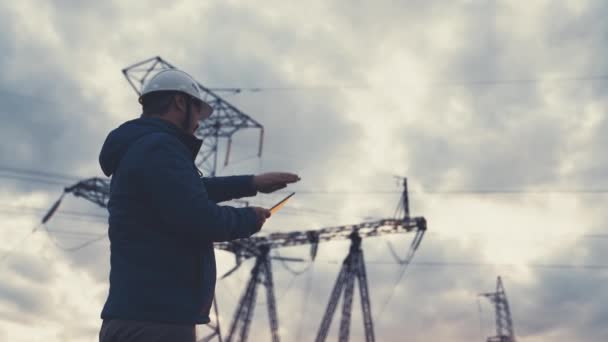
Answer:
[
  {"left": 215, "top": 217, "right": 425, "bottom": 260},
  {"left": 64, "top": 177, "right": 110, "bottom": 208}
]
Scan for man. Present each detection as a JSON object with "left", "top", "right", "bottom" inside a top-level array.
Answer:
[{"left": 98, "top": 69, "right": 300, "bottom": 342}]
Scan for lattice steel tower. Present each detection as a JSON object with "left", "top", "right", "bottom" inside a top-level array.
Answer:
[
  {"left": 481, "top": 276, "right": 516, "bottom": 342},
  {"left": 122, "top": 56, "right": 264, "bottom": 176}
]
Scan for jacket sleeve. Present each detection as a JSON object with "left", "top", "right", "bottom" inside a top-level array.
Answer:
[
  {"left": 202, "top": 176, "right": 258, "bottom": 203},
  {"left": 130, "top": 133, "right": 259, "bottom": 242}
]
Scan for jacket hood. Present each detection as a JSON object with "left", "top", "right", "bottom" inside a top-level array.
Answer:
[{"left": 99, "top": 117, "right": 203, "bottom": 176}]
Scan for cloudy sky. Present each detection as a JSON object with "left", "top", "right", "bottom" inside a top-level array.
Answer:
[{"left": 1, "top": 0, "right": 607, "bottom": 341}]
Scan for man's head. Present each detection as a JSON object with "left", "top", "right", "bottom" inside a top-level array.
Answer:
[{"left": 139, "top": 69, "right": 213, "bottom": 135}]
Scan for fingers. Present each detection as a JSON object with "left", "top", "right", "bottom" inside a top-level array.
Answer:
[
  {"left": 260, "top": 182, "right": 289, "bottom": 194},
  {"left": 267, "top": 172, "right": 300, "bottom": 183},
  {"left": 270, "top": 173, "right": 300, "bottom": 188},
  {"left": 253, "top": 207, "right": 272, "bottom": 233},
  {"left": 279, "top": 173, "right": 300, "bottom": 183},
  {"left": 254, "top": 172, "right": 301, "bottom": 193},
  {"left": 255, "top": 207, "right": 271, "bottom": 218}
]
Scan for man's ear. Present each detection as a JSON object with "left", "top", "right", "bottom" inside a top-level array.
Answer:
[{"left": 173, "top": 94, "right": 187, "bottom": 112}]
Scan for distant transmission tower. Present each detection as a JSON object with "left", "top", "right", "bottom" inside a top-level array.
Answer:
[
  {"left": 480, "top": 276, "right": 516, "bottom": 342},
  {"left": 122, "top": 56, "right": 264, "bottom": 176}
]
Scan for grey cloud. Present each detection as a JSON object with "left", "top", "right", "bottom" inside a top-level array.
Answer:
[
  {"left": 2, "top": 1, "right": 608, "bottom": 341},
  {"left": 0, "top": 280, "right": 50, "bottom": 323},
  {"left": 577, "top": 102, "right": 608, "bottom": 189},
  {"left": 0, "top": 20, "right": 106, "bottom": 193},
  {"left": 404, "top": 114, "right": 566, "bottom": 191},
  {"left": 6, "top": 253, "right": 53, "bottom": 284},
  {"left": 43, "top": 199, "right": 110, "bottom": 283},
  {"left": 55, "top": 323, "right": 101, "bottom": 342},
  {"left": 392, "top": 2, "right": 608, "bottom": 194},
  {"left": 513, "top": 241, "right": 608, "bottom": 341}
]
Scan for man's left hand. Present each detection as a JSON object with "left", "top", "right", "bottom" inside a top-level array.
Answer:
[{"left": 253, "top": 172, "right": 300, "bottom": 193}]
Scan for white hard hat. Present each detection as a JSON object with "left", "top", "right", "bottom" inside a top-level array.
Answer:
[{"left": 139, "top": 69, "right": 203, "bottom": 103}]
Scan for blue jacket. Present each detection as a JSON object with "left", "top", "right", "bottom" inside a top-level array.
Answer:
[{"left": 98, "top": 116, "right": 259, "bottom": 324}]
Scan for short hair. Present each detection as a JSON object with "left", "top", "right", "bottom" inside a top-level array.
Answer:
[{"left": 140, "top": 91, "right": 177, "bottom": 117}]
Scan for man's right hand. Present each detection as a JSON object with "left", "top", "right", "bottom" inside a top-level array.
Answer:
[{"left": 252, "top": 207, "right": 271, "bottom": 232}]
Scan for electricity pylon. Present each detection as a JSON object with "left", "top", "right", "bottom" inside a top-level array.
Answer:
[
  {"left": 480, "top": 276, "right": 516, "bottom": 342},
  {"left": 122, "top": 56, "right": 264, "bottom": 176}
]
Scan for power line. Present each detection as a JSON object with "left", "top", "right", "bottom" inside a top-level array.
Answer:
[
  {"left": 0, "top": 165, "right": 81, "bottom": 181},
  {"left": 7, "top": 229, "right": 608, "bottom": 269},
  {"left": 0, "top": 223, "right": 42, "bottom": 263},
  {"left": 278, "top": 188, "right": 608, "bottom": 195},
  {"left": 0, "top": 194, "right": 65, "bottom": 263},
  {"left": 425, "top": 231, "right": 608, "bottom": 241},
  {"left": 3, "top": 165, "right": 608, "bottom": 196},
  {"left": 415, "top": 189, "right": 608, "bottom": 195},
  {"left": 0, "top": 166, "right": 89, "bottom": 190},
  {"left": 207, "top": 75, "right": 608, "bottom": 93},
  {"left": 43, "top": 224, "right": 107, "bottom": 252},
  {"left": 5, "top": 203, "right": 608, "bottom": 244},
  {"left": 6, "top": 205, "right": 608, "bottom": 242},
  {"left": 0, "top": 206, "right": 108, "bottom": 224},
  {"left": 0, "top": 173, "right": 72, "bottom": 186},
  {"left": 0, "top": 206, "right": 107, "bottom": 218},
  {"left": 276, "top": 272, "right": 304, "bottom": 302},
  {"left": 45, "top": 229, "right": 105, "bottom": 237},
  {"left": 274, "top": 250, "right": 314, "bottom": 276},
  {"left": 374, "top": 256, "right": 413, "bottom": 320},
  {"left": 313, "top": 259, "right": 608, "bottom": 270},
  {"left": 0, "top": 203, "right": 108, "bottom": 252}
]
